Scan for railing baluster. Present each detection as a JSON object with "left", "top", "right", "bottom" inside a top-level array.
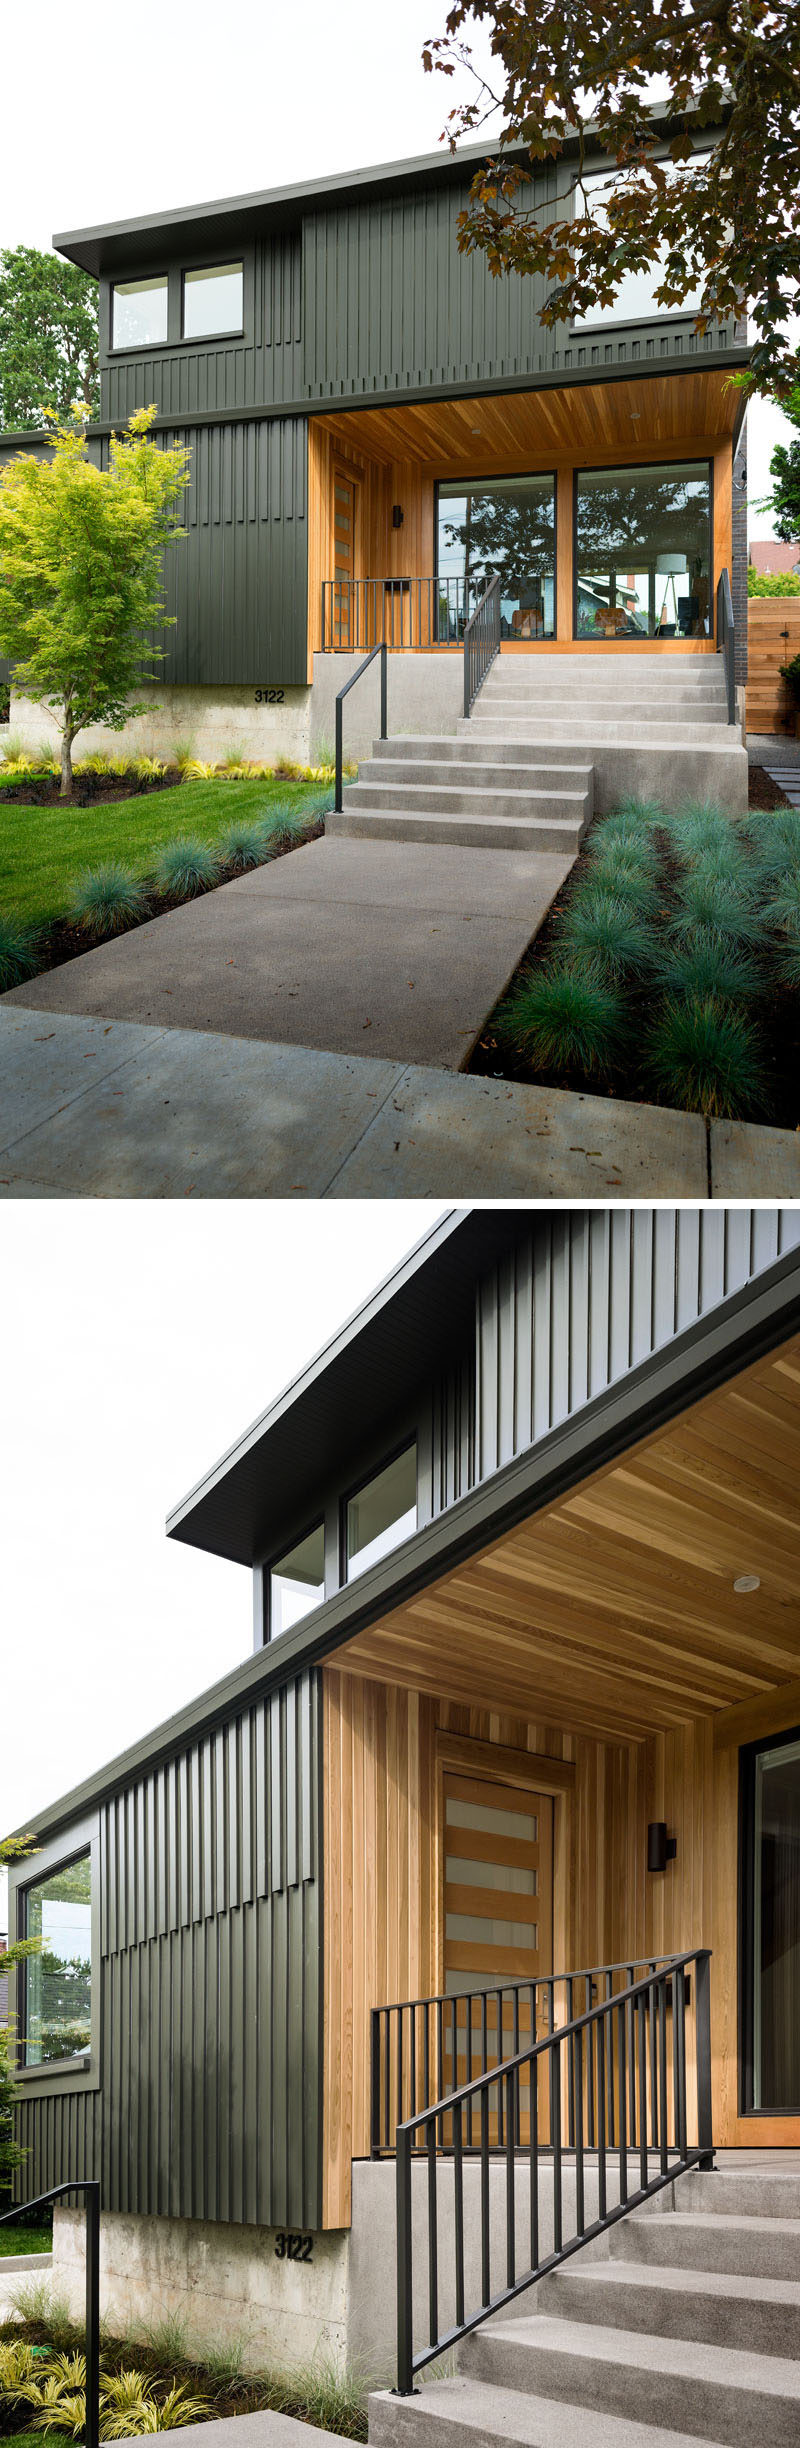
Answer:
[
  {"left": 606, "top": 1970, "right": 615, "bottom": 2145},
  {"left": 396, "top": 2125, "right": 413, "bottom": 2393},
  {"left": 674, "top": 1965, "right": 687, "bottom": 2160},
  {"left": 574, "top": 2027, "right": 585, "bottom": 2237},
  {"left": 410, "top": 2003, "right": 417, "bottom": 2124},
  {"left": 626, "top": 1967, "right": 636, "bottom": 2151},
  {"left": 530, "top": 2035, "right": 539, "bottom": 2270},
  {"left": 649, "top": 1964, "right": 658, "bottom": 2150},
  {"left": 480, "top": 2084, "right": 491, "bottom": 2308},
  {"left": 550, "top": 2039, "right": 562, "bottom": 2253},
  {"left": 695, "top": 1952, "right": 714, "bottom": 2171},
  {"left": 587, "top": 1978, "right": 596, "bottom": 2150},
  {"left": 371, "top": 2010, "right": 381, "bottom": 2155},
  {"left": 436, "top": 1998, "right": 444, "bottom": 2144},
  {"left": 427, "top": 2116, "right": 438, "bottom": 2348},
  {"left": 638, "top": 1989, "right": 648, "bottom": 2190},
  {"left": 384, "top": 2008, "right": 390, "bottom": 2149},
  {"left": 506, "top": 2069, "right": 516, "bottom": 2288},
  {"left": 618, "top": 1999, "right": 628, "bottom": 2204},
  {"left": 496, "top": 1988, "right": 504, "bottom": 2146},
  {"left": 567, "top": 1976, "right": 575, "bottom": 2145},
  {"left": 658, "top": 1979, "right": 668, "bottom": 2173},
  {"left": 453, "top": 2099, "right": 465, "bottom": 2328},
  {"left": 398, "top": 2005, "right": 404, "bottom": 2135},
  {"left": 466, "top": 1995, "right": 473, "bottom": 2148},
  {"left": 597, "top": 2012, "right": 607, "bottom": 2220}
]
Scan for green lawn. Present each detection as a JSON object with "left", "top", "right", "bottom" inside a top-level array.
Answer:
[
  {"left": 0, "top": 779, "right": 329, "bottom": 930},
  {"left": 0, "top": 2225, "right": 52, "bottom": 2257}
]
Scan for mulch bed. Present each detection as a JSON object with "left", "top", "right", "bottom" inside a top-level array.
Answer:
[
  {"left": 0, "top": 772, "right": 181, "bottom": 806},
  {"left": 470, "top": 775, "right": 800, "bottom": 1129}
]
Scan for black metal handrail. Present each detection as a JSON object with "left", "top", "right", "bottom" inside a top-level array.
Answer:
[
  {"left": 716, "top": 568, "right": 736, "bottom": 724},
  {"left": 394, "top": 1948, "right": 712, "bottom": 2393},
  {"left": 334, "top": 641, "right": 387, "bottom": 814},
  {"left": 0, "top": 2181, "right": 100, "bottom": 2448},
  {"left": 372, "top": 1955, "right": 685, "bottom": 2158},
  {"left": 463, "top": 573, "right": 501, "bottom": 716},
  {"left": 321, "top": 576, "right": 471, "bottom": 652}
]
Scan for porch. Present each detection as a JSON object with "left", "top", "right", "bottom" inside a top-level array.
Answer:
[{"left": 306, "top": 366, "right": 741, "bottom": 679}]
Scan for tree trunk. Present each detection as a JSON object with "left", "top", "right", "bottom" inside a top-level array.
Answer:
[{"left": 60, "top": 727, "right": 75, "bottom": 799}]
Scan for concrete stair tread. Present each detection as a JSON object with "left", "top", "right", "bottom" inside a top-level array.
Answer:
[
  {"left": 626, "top": 2209, "right": 800, "bottom": 2238},
  {"left": 467, "top": 725, "right": 740, "bottom": 747},
  {"left": 371, "top": 2377, "right": 734, "bottom": 2448},
  {"left": 473, "top": 2316, "right": 800, "bottom": 2397},
  {"left": 344, "top": 781, "right": 590, "bottom": 806},
  {"left": 556, "top": 2258, "right": 800, "bottom": 2308},
  {"left": 362, "top": 760, "right": 595, "bottom": 782}
]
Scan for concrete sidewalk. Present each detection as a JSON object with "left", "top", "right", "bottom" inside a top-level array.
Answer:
[
  {"left": 2, "top": 837, "right": 573, "bottom": 1072},
  {"left": 2, "top": 1007, "right": 798, "bottom": 1198}
]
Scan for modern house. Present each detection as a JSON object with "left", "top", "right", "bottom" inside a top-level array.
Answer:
[
  {"left": 0, "top": 118, "right": 750, "bottom": 813},
  {"left": 6, "top": 1205, "right": 800, "bottom": 2427}
]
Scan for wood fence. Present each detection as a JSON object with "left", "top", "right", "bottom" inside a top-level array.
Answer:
[{"left": 745, "top": 599, "right": 800, "bottom": 735}]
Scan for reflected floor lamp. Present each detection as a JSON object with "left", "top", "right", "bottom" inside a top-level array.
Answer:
[{"left": 656, "top": 552, "right": 686, "bottom": 631}]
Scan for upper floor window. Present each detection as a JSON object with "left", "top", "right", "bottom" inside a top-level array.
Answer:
[
  {"left": 112, "top": 275, "right": 168, "bottom": 351},
  {"left": 346, "top": 1442, "right": 417, "bottom": 1582},
  {"left": 571, "top": 171, "right": 706, "bottom": 334},
  {"left": 270, "top": 1520, "right": 325, "bottom": 1637},
  {"left": 182, "top": 263, "right": 243, "bottom": 339},
  {"left": 21, "top": 1851, "right": 92, "bottom": 2066}
]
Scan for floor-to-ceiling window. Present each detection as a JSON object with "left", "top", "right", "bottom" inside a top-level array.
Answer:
[
  {"left": 742, "top": 1729, "right": 800, "bottom": 2113},
  {"left": 436, "top": 474, "right": 556, "bottom": 641},
  {"left": 575, "top": 461, "right": 712, "bottom": 639}
]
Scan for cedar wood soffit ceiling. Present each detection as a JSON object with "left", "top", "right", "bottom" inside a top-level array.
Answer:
[{"left": 14, "top": 1243, "right": 800, "bottom": 1847}]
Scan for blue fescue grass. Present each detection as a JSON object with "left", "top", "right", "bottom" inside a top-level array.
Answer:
[
  {"left": 555, "top": 886, "right": 655, "bottom": 981},
  {"left": 0, "top": 910, "right": 41, "bottom": 990},
  {"left": 69, "top": 864, "right": 149, "bottom": 940},
  {"left": 154, "top": 838, "right": 221, "bottom": 900},
  {"left": 495, "top": 961, "right": 629, "bottom": 1077},
  {"left": 656, "top": 925, "right": 763, "bottom": 1006},
  {"left": 645, "top": 994, "right": 766, "bottom": 1119}
]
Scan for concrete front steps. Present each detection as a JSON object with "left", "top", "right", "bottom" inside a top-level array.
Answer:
[
  {"left": 462, "top": 650, "right": 748, "bottom": 814},
  {"left": 368, "top": 2166, "right": 800, "bottom": 2448},
  {"left": 328, "top": 738, "right": 593, "bottom": 855}
]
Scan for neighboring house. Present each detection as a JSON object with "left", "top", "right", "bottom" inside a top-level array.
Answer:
[
  {"left": 749, "top": 540, "right": 800, "bottom": 576},
  {"left": 6, "top": 1206, "right": 800, "bottom": 2386},
  {"left": 0, "top": 115, "right": 750, "bottom": 772}
]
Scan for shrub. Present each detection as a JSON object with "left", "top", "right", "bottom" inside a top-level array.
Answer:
[
  {"left": 133, "top": 755, "right": 167, "bottom": 781},
  {"left": 174, "top": 758, "right": 216, "bottom": 782},
  {"left": 556, "top": 886, "right": 654, "bottom": 980},
  {"left": 657, "top": 926, "right": 763, "bottom": 1005},
  {"left": 154, "top": 839, "right": 220, "bottom": 900},
  {"left": 69, "top": 864, "right": 149, "bottom": 940},
  {"left": 217, "top": 815, "right": 271, "bottom": 873},
  {"left": 671, "top": 871, "right": 761, "bottom": 943},
  {"left": 0, "top": 910, "right": 40, "bottom": 989},
  {"left": 645, "top": 994, "right": 765, "bottom": 1118},
  {"left": 495, "top": 962, "right": 627, "bottom": 1077},
  {"left": 747, "top": 568, "right": 800, "bottom": 596}
]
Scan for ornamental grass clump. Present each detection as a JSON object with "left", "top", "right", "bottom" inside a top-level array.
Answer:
[
  {"left": 70, "top": 863, "right": 149, "bottom": 941},
  {"left": 657, "top": 924, "right": 763, "bottom": 1006},
  {"left": 154, "top": 838, "right": 220, "bottom": 901},
  {"left": 218, "top": 814, "right": 272, "bottom": 873},
  {"left": 556, "top": 886, "right": 654, "bottom": 981},
  {"left": 495, "top": 962, "right": 627, "bottom": 1078},
  {"left": 0, "top": 910, "right": 40, "bottom": 989},
  {"left": 763, "top": 871, "right": 800, "bottom": 939},
  {"left": 645, "top": 993, "right": 765, "bottom": 1119},
  {"left": 671, "top": 870, "right": 761, "bottom": 945}
]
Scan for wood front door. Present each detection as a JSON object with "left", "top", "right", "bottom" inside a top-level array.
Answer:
[
  {"left": 442, "top": 1767, "right": 554, "bottom": 2134},
  {"left": 333, "top": 472, "right": 356, "bottom": 645}
]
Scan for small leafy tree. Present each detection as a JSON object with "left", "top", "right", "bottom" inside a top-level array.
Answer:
[
  {"left": 762, "top": 385, "right": 800, "bottom": 539},
  {"left": 0, "top": 408, "right": 190, "bottom": 796},
  {"left": 0, "top": 247, "right": 99, "bottom": 428},
  {"left": 423, "top": 1, "right": 800, "bottom": 397}
]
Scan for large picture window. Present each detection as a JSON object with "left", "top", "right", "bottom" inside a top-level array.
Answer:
[
  {"left": 575, "top": 462, "right": 712, "bottom": 640},
  {"left": 182, "top": 264, "right": 243, "bottom": 339},
  {"left": 436, "top": 476, "right": 556, "bottom": 641},
  {"left": 741, "top": 1728, "right": 800, "bottom": 2114},
  {"left": 22, "top": 1852, "right": 92, "bottom": 2066}
]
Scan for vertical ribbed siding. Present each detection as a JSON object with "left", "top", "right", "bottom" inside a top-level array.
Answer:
[
  {"left": 18, "top": 1673, "right": 322, "bottom": 2231},
  {"left": 476, "top": 1207, "right": 800, "bottom": 1477},
  {"left": 101, "top": 236, "right": 303, "bottom": 427}
]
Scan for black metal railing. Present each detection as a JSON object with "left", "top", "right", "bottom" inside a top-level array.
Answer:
[
  {"left": 321, "top": 576, "right": 471, "bottom": 653},
  {"left": 372, "top": 1955, "right": 691, "bottom": 2157},
  {"left": 334, "top": 641, "right": 387, "bottom": 814},
  {"left": 393, "top": 1949, "right": 712, "bottom": 2393},
  {"left": 716, "top": 569, "right": 736, "bottom": 724},
  {"left": 0, "top": 2181, "right": 100, "bottom": 2448},
  {"left": 463, "top": 574, "right": 501, "bottom": 716}
]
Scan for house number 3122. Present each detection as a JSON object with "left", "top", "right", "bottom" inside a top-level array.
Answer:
[
  {"left": 255, "top": 688, "right": 285, "bottom": 704},
  {"left": 274, "top": 2232, "right": 314, "bottom": 2261}
]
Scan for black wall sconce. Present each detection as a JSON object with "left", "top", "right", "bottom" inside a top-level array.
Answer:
[
  {"left": 647, "top": 1821, "right": 677, "bottom": 1873},
  {"left": 392, "top": 504, "right": 404, "bottom": 529}
]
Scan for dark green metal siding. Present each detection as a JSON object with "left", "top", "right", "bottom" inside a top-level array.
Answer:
[
  {"left": 16, "top": 1671, "right": 322, "bottom": 2230},
  {"left": 102, "top": 237, "right": 303, "bottom": 427},
  {"left": 99, "top": 415, "right": 309, "bottom": 688}
]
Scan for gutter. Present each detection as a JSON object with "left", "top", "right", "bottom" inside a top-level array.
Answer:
[{"left": 10, "top": 1241, "right": 800, "bottom": 1847}]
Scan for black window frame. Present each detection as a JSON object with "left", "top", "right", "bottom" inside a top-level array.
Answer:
[
  {"left": 738, "top": 1719, "right": 800, "bottom": 2116},
  {"left": 572, "top": 454, "right": 715, "bottom": 642},
  {"left": 434, "top": 468, "right": 559, "bottom": 643},
  {"left": 9, "top": 1815, "right": 101, "bottom": 2095},
  {"left": 266, "top": 1516, "right": 326, "bottom": 1644},
  {"left": 180, "top": 258, "right": 245, "bottom": 344},
  {"left": 341, "top": 1435, "right": 418, "bottom": 1586}
]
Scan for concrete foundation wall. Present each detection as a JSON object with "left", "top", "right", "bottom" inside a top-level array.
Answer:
[
  {"left": 9, "top": 687, "right": 313, "bottom": 768},
  {"left": 310, "top": 653, "right": 462, "bottom": 763}
]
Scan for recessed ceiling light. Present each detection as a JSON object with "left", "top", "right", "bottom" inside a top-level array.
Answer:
[
  {"left": 733, "top": 1574, "right": 761, "bottom": 1594},
  {"left": 471, "top": 426, "right": 481, "bottom": 434}
]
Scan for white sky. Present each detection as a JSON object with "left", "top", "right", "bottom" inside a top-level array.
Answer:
[
  {"left": 0, "top": 1202, "right": 449, "bottom": 1850},
  {"left": 0, "top": 1, "right": 792, "bottom": 538}
]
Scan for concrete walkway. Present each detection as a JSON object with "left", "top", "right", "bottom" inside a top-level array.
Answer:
[
  {"left": 2, "top": 838, "right": 573, "bottom": 1072},
  {"left": 2, "top": 1007, "right": 799, "bottom": 1198}
]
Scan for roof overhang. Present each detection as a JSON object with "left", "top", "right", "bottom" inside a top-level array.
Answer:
[{"left": 13, "top": 1241, "right": 800, "bottom": 1846}]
